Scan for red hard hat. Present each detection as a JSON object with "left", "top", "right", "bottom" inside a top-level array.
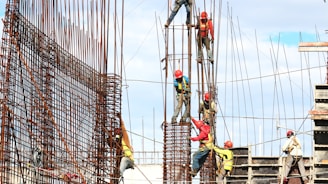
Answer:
[
  {"left": 286, "top": 130, "right": 294, "bottom": 138},
  {"left": 174, "top": 70, "right": 183, "bottom": 79},
  {"left": 204, "top": 92, "right": 210, "bottom": 101},
  {"left": 224, "top": 140, "right": 233, "bottom": 148},
  {"left": 200, "top": 11, "right": 208, "bottom": 19},
  {"left": 191, "top": 118, "right": 204, "bottom": 129}
]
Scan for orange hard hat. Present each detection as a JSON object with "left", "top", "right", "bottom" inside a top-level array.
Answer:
[
  {"left": 174, "top": 70, "right": 183, "bottom": 79},
  {"left": 224, "top": 140, "right": 233, "bottom": 148},
  {"left": 286, "top": 130, "right": 294, "bottom": 138},
  {"left": 204, "top": 92, "right": 210, "bottom": 101},
  {"left": 200, "top": 11, "right": 208, "bottom": 19}
]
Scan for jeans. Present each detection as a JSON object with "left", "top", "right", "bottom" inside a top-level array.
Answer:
[
  {"left": 119, "top": 157, "right": 134, "bottom": 177},
  {"left": 167, "top": 0, "right": 191, "bottom": 25},
  {"left": 192, "top": 148, "right": 210, "bottom": 171}
]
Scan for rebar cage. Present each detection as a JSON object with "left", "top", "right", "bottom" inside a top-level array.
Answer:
[{"left": 0, "top": 1, "right": 122, "bottom": 183}]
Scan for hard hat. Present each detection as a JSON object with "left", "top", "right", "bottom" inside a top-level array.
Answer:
[
  {"left": 204, "top": 92, "right": 210, "bottom": 101},
  {"left": 174, "top": 70, "right": 183, "bottom": 79},
  {"left": 191, "top": 118, "right": 204, "bottom": 129},
  {"left": 200, "top": 11, "right": 208, "bottom": 20},
  {"left": 114, "top": 128, "right": 122, "bottom": 135},
  {"left": 224, "top": 140, "right": 233, "bottom": 148},
  {"left": 286, "top": 130, "right": 294, "bottom": 138},
  {"left": 114, "top": 128, "right": 122, "bottom": 139}
]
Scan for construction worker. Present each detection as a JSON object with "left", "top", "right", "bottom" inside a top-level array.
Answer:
[
  {"left": 119, "top": 138, "right": 134, "bottom": 178},
  {"left": 213, "top": 140, "right": 234, "bottom": 183},
  {"left": 198, "top": 92, "right": 217, "bottom": 125},
  {"left": 164, "top": 0, "right": 192, "bottom": 27},
  {"left": 190, "top": 117, "right": 213, "bottom": 177},
  {"left": 195, "top": 11, "right": 214, "bottom": 63},
  {"left": 116, "top": 124, "right": 134, "bottom": 178},
  {"left": 172, "top": 69, "right": 190, "bottom": 123},
  {"left": 281, "top": 130, "right": 309, "bottom": 184}
]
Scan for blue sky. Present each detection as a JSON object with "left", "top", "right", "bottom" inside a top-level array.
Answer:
[{"left": 0, "top": 0, "right": 327, "bottom": 158}]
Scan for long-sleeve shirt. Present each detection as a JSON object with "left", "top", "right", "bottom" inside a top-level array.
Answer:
[
  {"left": 174, "top": 76, "right": 189, "bottom": 93},
  {"left": 282, "top": 135, "right": 303, "bottom": 156},
  {"left": 199, "top": 100, "right": 217, "bottom": 118},
  {"left": 190, "top": 124, "right": 213, "bottom": 149},
  {"left": 213, "top": 147, "right": 234, "bottom": 171}
]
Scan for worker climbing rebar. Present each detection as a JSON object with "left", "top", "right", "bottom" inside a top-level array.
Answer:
[
  {"left": 190, "top": 117, "right": 212, "bottom": 177},
  {"left": 214, "top": 140, "right": 234, "bottom": 184},
  {"left": 189, "top": 116, "right": 234, "bottom": 178},
  {"left": 198, "top": 92, "right": 217, "bottom": 125},
  {"left": 117, "top": 120, "right": 135, "bottom": 182},
  {"left": 195, "top": 11, "right": 214, "bottom": 63},
  {"left": 172, "top": 69, "right": 190, "bottom": 123}
]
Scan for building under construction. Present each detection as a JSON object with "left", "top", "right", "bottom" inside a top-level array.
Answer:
[{"left": 0, "top": 0, "right": 328, "bottom": 184}]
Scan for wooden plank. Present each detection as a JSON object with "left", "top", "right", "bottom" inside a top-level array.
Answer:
[
  {"left": 298, "top": 42, "right": 328, "bottom": 52},
  {"left": 287, "top": 167, "right": 304, "bottom": 184},
  {"left": 299, "top": 42, "right": 328, "bottom": 47}
]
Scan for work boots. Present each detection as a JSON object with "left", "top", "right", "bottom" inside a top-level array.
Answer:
[
  {"left": 282, "top": 177, "right": 288, "bottom": 184},
  {"left": 207, "top": 50, "right": 214, "bottom": 63},
  {"left": 190, "top": 169, "right": 198, "bottom": 177},
  {"left": 164, "top": 20, "right": 170, "bottom": 28},
  {"left": 197, "top": 50, "right": 203, "bottom": 63},
  {"left": 171, "top": 117, "right": 177, "bottom": 124}
]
